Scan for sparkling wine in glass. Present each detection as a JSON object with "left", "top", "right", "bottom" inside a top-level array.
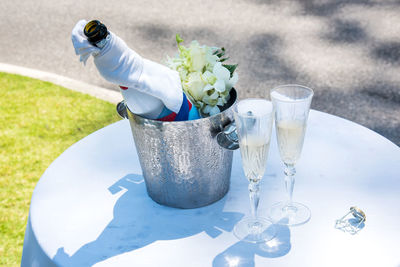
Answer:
[
  {"left": 268, "top": 84, "right": 313, "bottom": 226},
  {"left": 233, "top": 99, "right": 276, "bottom": 243},
  {"left": 276, "top": 120, "right": 306, "bottom": 165},
  {"left": 240, "top": 136, "right": 270, "bottom": 183}
]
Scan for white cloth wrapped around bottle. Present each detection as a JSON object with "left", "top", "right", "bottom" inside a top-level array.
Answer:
[{"left": 71, "top": 19, "right": 200, "bottom": 120}]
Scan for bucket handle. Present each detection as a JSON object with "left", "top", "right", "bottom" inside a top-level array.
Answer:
[
  {"left": 216, "top": 121, "right": 239, "bottom": 150},
  {"left": 117, "top": 101, "right": 129, "bottom": 119},
  {"left": 117, "top": 100, "right": 239, "bottom": 150}
]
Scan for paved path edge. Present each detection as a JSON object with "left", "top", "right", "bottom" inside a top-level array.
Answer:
[{"left": 0, "top": 63, "right": 122, "bottom": 104}]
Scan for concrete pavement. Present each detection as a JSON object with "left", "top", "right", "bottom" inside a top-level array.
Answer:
[{"left": 0, "top": 0, "right": 399, "bottom": 145}]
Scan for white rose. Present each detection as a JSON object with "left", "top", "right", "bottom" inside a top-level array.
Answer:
[
  {"left": 189, "top": 41, "right": 207, "bottom": 72},
  {"left": 185, "top": 72, "right": 206, "bottom": 100}
]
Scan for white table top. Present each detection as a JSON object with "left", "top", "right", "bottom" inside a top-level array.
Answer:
[{"left": 22, "top": 110, "right": 400, "bottom": 267}]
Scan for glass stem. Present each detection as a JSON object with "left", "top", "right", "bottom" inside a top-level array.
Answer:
[
  {"left": 284, "top": 164, "right": 296, "bottom": 207},
  {"left": 248, "top": 181, "right": 260, "bottom": 220}
]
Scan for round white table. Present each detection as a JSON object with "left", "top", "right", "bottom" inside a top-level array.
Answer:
[{"left": 21, "top": 110, "right": 400, "bottom": 267}]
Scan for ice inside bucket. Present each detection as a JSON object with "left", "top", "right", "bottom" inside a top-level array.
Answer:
[{"left": 119, "top": 89, "right": 237, "bottom": 208}]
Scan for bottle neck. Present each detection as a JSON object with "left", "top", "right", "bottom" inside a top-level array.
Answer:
[
  {"left": 84, "top": 20, "right": 109, "bottom": 48},
  {"left": 93, "top": 34, "right": 110, "bottom": 49}
]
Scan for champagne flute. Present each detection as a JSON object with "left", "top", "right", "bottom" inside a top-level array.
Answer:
[
  {"left": 268, "top": 84, "right": 313, "bottom": 226},
  {"left": 233, "top": 99, "right": 276, "bottom": 243}
]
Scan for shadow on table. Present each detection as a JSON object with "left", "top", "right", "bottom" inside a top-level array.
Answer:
[
  {"left": 53, "top": 173, "right": 244, "bottom": 266},
  {"left": 213, "top": 220, "right": 291, "bottom": 267}
]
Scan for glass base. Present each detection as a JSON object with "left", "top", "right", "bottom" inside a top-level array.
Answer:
[
  {"left": 233, "top": 217, "right": 276, "bottom": 243},
  {"left": 268, "top": 201, "right": 311, "bottom": 226}
]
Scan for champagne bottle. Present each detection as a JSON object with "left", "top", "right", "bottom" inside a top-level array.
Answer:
[{"left": 72, "top": 19, "right": 200, "bottom": 121}]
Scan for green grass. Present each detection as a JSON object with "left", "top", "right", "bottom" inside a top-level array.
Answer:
[{"left": 0, "top": 72, "right": 120, "bottom": 266}]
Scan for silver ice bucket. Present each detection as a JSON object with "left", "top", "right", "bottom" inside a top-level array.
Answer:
[{"left": 117, "top": 89, "right": 238, "bottom": 208}]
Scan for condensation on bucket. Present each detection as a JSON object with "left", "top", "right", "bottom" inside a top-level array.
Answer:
[{"left": 126, "top": 89, "right": 237, "bottom": 208}]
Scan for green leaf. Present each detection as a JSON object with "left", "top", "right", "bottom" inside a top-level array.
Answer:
[
  {"left": 176, "top": 34, "right": 184, "bottom": 45},
  {"left": 176, "top": 34, "right": 185, "bottom": 54},
  {"left": 213, "top": 47, "right": 225, "bottom": 56},
  {"left": 219, "top": 57, "right": 230, "bottom": 62},
  {"left": 223, "top": 64, "right": 238, "bottom": 77},
  {"left": 216, "top": 51, "right": 225, "bottom": 58}
]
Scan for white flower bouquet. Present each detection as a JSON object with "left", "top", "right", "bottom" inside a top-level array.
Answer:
[{"left": 167, "top": 35, "right": 238, "bottom": 116}]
